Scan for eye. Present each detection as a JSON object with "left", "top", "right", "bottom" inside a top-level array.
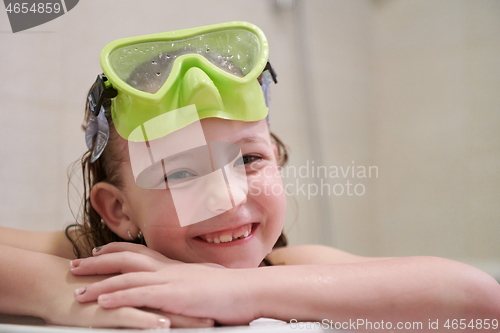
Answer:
[
  {"left": 165, "top": 169, "right": 198, "bottom": 183},
  {"left": 234, "top": 155, "right": 262, "bottom": 167}
]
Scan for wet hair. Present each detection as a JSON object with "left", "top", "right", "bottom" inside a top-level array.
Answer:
[{"left": 67, "top": 51, "right": 288, "bottom": 259}]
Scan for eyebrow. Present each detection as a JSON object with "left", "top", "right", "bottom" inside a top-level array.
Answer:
[
  {"left": 161, "top": 150, "right": 200, "bottom": 165},
  {"left": 235, "top": 136, "right": 270, "bottom": 147}
]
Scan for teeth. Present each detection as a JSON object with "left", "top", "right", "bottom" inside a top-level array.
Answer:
[
  {"left": 219, "top": 235, "right": 233, "bottom": 243},
  {"left": 199, "top": 223, "right": 253, "bottom": 243},
  {"left": 233, "top": 230, "right": 245, "bottom": 239}
]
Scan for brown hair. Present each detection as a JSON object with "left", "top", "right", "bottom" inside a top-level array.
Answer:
[{"left": 66, "top": 98, "right": 289, "bottom": 258}]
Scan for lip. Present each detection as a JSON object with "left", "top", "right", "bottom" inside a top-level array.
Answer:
[{"left": 193, "top": 223, "right": 259, "bottom": 246}]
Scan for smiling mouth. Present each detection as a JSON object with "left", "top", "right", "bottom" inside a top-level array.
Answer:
[{"left": 196, "top": 223, "right": 256, "bottom": 244}]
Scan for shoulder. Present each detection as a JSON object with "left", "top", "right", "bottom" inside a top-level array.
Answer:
[{"left": 266, "top": 244, "right": 390, "bottom": 265}]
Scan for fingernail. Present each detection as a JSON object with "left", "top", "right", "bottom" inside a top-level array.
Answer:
[
  {"left": 157, "top": 317, "right": 170, "bottom": 328},
  {"left": 97, "top": 294, "right": 109, "bottom": 305},
  {"left": 69, "top": 259, "right": 81, "bottom": 269},
  {"left": 92, "top": 246, "right": 102, "bottom": 255},
  {"left": 75, "top": 287, "right": 86, "bottom": 296}
]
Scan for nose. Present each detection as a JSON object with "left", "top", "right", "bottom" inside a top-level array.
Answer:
[
  {"left": 205, "top": 177, "right": 233, "bottom": 214},
  {"left": 205, "top": 176, "right": 248, "bottom": 214},
  {"left": 228, "top": 182, "right": 247, "bottom": 208},
  {"left": 180, "top": 67, "right": 224, "bottom": 112}
]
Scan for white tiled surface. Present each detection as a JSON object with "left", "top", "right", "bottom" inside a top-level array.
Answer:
[{"left": 0, "top": 317, "right": 338, "bottom": 332}]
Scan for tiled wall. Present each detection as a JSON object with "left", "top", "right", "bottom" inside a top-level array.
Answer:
[{"left": 370, "top": 0, "right": 500, "bottom": 270}]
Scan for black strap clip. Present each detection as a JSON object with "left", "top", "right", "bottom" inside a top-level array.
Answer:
[
  {"left": 88, "top": 74, "right": 118, "bottom": 117},
  {"left": 264, "top": 61, "right": 278, "bottom": 84}
]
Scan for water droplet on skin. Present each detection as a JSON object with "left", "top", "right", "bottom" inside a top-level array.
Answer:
[
  {"left": 166, "top": 55, "right": 171, "bottom": 59},
  {"left": 151, "top": 60, "right": 157, "bottom": 65},
  {"left": 156, "top": 72, "right": 161, "bottom": 76}
]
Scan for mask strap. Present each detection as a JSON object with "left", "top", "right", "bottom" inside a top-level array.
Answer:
[
  {"left": 85, "top": 106, "right": 110, "bottom": 163},
  {"left": 260, "top": 62, "right": 277, "bottom": 127},
  {"left": 85, "top": 74, "right": 116, "bottom": 163}
]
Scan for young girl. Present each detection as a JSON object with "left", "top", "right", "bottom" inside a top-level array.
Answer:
[{"left": 0, "top": 21, "right": 499, "bottom": 331}]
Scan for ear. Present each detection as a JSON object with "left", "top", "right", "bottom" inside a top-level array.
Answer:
[
  {"left": 90, "top": 182, "right": 136, "bottom": 240},
  {"left": 272, "top": 143, "right": 280, "bottom": 166}
]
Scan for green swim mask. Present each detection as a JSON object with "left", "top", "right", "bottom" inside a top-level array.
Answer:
[{"left": 88, "top": 21, "right": 277, "bottom": 144}]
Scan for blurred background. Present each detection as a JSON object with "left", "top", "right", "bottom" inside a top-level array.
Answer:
[{"left": 0, "top": 0, "right": 499, "bottom": 280}]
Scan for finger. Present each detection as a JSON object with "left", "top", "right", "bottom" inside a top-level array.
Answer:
[
  {"left": 76, "top": 285, "right": 214, "bottom": 328},
  {"left": 91, "top": 306, "right": 171, "bottom": 329},
  {"left": 70, "top": 251, "right": 158, "bottom": 275},
  {"left": 93, "top": 242, "right": 174, "bottom": 263},
  {"left": 98, "top": 285, "right": 176, "bottom": 312},
  {"left": 75, "top": 271, "right": 162, "bottom": 303},
  {"left": 48, "top": 304, "right": 171, "bottom": 330},
  {"left": 156, "top": 312, "right": 214, "bottom": 328}
]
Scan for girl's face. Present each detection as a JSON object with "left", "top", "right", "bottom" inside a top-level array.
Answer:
[{"left": 116, "top": 118, "right": 286, "bottom": 268}]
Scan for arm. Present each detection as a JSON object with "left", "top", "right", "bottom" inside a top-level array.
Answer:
[
  {"left": 0, "top": 226, "right": 75, "bottom": 259},
  {"left": 0, "top": 242, "right": 216, "bottom": 328},
  {"left": 71, "top": 244, "right": 500, "bottom": 329},
  {"left": 266, "top": 244, "right": 392, "bottom": 264},
  {"left": 253, "top": 257, "right": 500, "bottom": 325},
  {"left": 0, "top": 243, "right": 177, "bottom": 328}
]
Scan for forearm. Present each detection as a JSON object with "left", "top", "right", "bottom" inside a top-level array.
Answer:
[
  {"left": 0, "top": 244, "right": 72, "bottom": 318},
  {"left": 0, "top": 226, "right": 75, "bottom": 259},
  {"left": 251, "top": 257, "right": 500, "bottom": 324},
  {"left": 0, "top": 245, "right": 62, "bottom": 316}
]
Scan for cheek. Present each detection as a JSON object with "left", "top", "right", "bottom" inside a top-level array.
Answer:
[
  {"left": 248, "top": 165, "right": 286, "bottom": 229},
  {"left": 143, "top": 227, "right": 189, "bottom": 259},
  {"left": 130, "top": 189, "right": 182, "bottom": 232},
  {"left": 129, "top": 189, "right": 209, "bottom": 261}
]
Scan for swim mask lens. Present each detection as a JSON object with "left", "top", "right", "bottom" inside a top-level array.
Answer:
[{"left": 94, "top": 21, "right": 276, "bottom": 142}]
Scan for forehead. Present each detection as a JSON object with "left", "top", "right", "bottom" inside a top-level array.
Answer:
[
  {"left": 116, "top": 118, "right": 271, "bottom": 170},
  {"left": 199, "top": 118, "right": 270, "bottom": 144},
  {"left": 110, "top": 118, "right": 271, "bottom": 165}
]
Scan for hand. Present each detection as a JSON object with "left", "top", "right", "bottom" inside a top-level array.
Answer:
[
  {"left": 70, "top": 243, "right": 260, "bottom": 325},
  {"left": 1, "top": 247, "right": 175, "bottom": 329},
  {"left": 42, "top": 275, "right": 174, "bottom": 329}
]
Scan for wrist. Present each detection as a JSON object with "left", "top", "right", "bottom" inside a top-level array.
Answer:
[{"left": 241, "top": 266, "right": 290, "bottom": 321}]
